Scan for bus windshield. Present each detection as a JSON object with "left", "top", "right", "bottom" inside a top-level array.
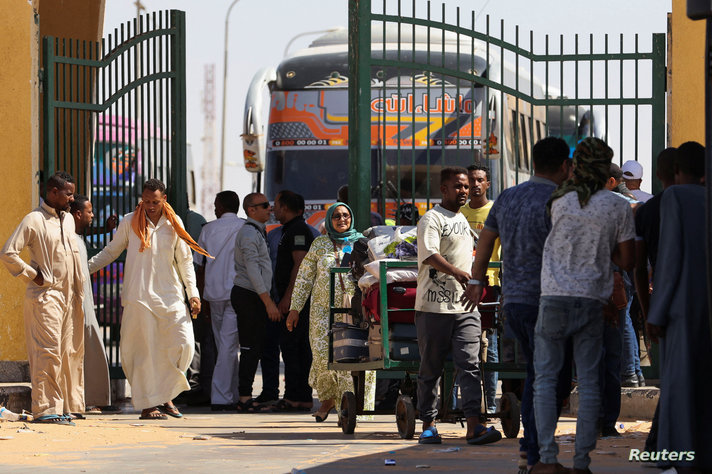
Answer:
[{"left": 265, "top": 147, "right": 486, "bottom": 203}]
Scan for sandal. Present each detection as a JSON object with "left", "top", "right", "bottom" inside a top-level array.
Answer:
[
  {"left": 236, "top": 398, "right": 272, "bottom": 413},
  {"left": 272, "top": 399, "right": 311, "bottom": 412},
  {"left": 33, "top": 414, "right": 75, "bottom": 426},
  {"left": 65, "top": 412, "right": 86, "bottom": 420},
  {"left": 466, "top": 425, "right": 502, "bottom": 445},
  {"left": 139, "top": 407, "right": 168, "bottom": 420},
  {"left": 161, "top": 402, "right": 183, "bottom": 418},
  {"left": 418, "top": 426, "right": 442, "bottom": 444}
]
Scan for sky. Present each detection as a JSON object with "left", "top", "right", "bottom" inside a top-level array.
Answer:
[{"left": 103, "top": 0, "right": 672, "bottom": 218}]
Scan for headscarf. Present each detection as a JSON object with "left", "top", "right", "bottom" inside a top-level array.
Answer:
[
  {"left": 132, "top": 200, "right": 214, "bottom": 259},
  {"left": 547, "top": 137, "right": 613, "bottom": 212},
  {"left": 325, "top": 202, "right": 364, "bottom": 244}
]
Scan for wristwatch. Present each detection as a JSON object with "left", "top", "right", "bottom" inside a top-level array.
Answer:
[{"left": 467, "top": 279, "right": 486, "bottom": 286}]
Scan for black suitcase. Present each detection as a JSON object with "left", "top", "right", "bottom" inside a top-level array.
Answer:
[{"left": 332, "top": 322, "right": 369, "bottom": 362}]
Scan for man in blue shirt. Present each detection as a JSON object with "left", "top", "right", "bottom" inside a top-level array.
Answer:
[{"left": 463, "top": 137, "right": 573, "bottom": 473}]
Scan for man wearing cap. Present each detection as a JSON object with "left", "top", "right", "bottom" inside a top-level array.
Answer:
[{"left": 621, "top": 160, "right": 653, "bottom": 203}]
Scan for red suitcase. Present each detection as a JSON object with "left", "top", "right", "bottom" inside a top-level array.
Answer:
[{"left": 362, "top": 281, "right": 417, "bottom": 324}]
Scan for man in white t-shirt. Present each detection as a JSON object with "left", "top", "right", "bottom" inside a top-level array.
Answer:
[
  {"left": 194, "top": 191, "right": 244, "bottom": 410},
  {"left": 621, "top": 160, "right": 653, "bottom": 202},
  {"left": 532, "top": 138, "right": 635, "bottom": 474},
  {"left": 414, "top": 167, "right": 501, "bottom": 446}
]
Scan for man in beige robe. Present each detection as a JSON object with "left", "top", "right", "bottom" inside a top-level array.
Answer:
[
  {"left": 70, "top": 194, "right": 113, "bottom": 410},
  {"left": 88, "top": 179, "right": 204, "bottom": 420},
  {"left": 0, "top": 171, "right": 85, "bottom": 425}
]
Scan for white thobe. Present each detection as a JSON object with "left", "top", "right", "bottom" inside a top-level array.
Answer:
[
  {"left": 88, "top": 212, "right": 198, "bottom": 410},
  {"left": 75, "top": 234, "right": 111, "bottom": 407}
]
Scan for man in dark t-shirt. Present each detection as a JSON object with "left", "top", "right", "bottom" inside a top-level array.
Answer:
[{"left": 271, "top": 190, "right": 315, "bottom": 410}]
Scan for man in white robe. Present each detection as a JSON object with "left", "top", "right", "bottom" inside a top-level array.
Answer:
[{"left": 88, "top": 179, "right": 206, "bottom": 420}]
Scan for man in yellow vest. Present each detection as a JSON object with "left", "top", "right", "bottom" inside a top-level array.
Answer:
[{"left": 460, "top": 163, "right": 500, "bottom": 414}]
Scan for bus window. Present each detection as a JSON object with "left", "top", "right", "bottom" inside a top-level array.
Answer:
[
  {"left": 509, "top": 109, "right": 518, "bottom": 172},
  {"left": 519, "top": 114, "right": 529, "bottom": 171}
]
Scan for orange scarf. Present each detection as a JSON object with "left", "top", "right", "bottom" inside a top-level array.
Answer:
[{"left": 132, "top": 201, "right": 214, "bottom": 259}]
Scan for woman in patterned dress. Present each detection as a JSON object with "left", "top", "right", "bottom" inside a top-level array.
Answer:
[{"left": 286, "top": 203, "right": 375, "bottom": 422}]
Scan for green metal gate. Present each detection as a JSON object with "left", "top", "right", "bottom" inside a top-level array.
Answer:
[
  {"left": 348, "top": 0, "right": 665, "bottom": 377},
  {"left": 348, "top": 0, "right": 666, "bottom": 229},
  {"left": 41, "top": 10, "right": 187, "bottom": 377}
]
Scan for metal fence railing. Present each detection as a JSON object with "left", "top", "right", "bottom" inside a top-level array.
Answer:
[{"left": 41, "top": 10, "right": 187, "bottom": 377}]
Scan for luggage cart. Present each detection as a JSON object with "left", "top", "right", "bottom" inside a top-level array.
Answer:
[{"left": 327, "top": 260, "right": 523, "bottom": 439}]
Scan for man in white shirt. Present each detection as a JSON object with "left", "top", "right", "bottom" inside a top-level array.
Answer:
[
  {"left": 621, "top": 160, "right": 653, "bottom": 202},
  {"left": 194, "top": 191, "right": 244, "bottom": 410},
  {"left": 533, "top": 138, "right": 635, "bottom": 473},
  {"left": 415, "top": 167, "right": 501, "bottom": 446}
]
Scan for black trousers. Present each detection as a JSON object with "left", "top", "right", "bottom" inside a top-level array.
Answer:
[
  {"left": 259, "top": 319, "right": 281, "bottom": 401},
  {"left": 280, "top": 303, "right": 313, "bottom": 403},
  {"left": 231, "top": 286, "right": 268, "bottom": 398}
]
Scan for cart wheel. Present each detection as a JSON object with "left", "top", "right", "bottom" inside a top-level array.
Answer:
[
  {"left": 499, "top": 392, "right": 521, "bottom": 439},
  {"left": 395, "top": 395, "right": 416, "bottom": 439},
  {"left": 340, "top": 391, "right": 357, "bottom": 434}
]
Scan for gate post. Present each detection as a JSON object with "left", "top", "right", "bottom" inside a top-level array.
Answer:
[
  {"left": 170, "top": 10, "right": 188, "bottom": 220},
  {"left": 348, "top": 0, "right": 372, "bottom": 231},
  {"left": 651, "top": 33, "right": 667, "bottom": 195},
  {"left": 42, "top": 36, "right": 56, "bottom": 180}
]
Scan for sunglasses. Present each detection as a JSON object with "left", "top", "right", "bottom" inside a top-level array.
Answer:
[
  {"left": 331, "top": 212, "right": 351, "bottom": 220},
  {"left": 250, "top": 202, "right": 270, "bottom": 209}
]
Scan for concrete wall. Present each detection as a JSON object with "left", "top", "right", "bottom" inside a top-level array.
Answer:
[
  {"left": 0, "top": 0, "right": 104, "bottom": 363},
  {"left": 669, "top": 0, "right": 706, "bottom": 146},
  {"left": 0, "top": 1, "right": 41, "bottom": 361}
]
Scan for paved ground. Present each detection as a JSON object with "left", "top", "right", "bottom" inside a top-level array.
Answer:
[{"left": 0, "top": 402, "right": 655, "bottom": 473}]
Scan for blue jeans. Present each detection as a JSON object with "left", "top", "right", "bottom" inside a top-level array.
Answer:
[
  {"left": 621, "top": 300, "right": 642, "bottom": 378},
  {"left": 483, "top": 329, "right": 498, "bottom": 413},
  {"left": 599, "top": 308, "right": 625, "bottom": 428},
  {"left": 534, "top": 296, "right": 604, "bottom": 471},
  {"left": 504, "top": 303, "right": 573, "bottom": 467}
]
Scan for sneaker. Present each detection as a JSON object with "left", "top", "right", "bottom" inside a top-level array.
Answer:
[
  {"left": 637, "top": 374, "right": 646, "bottom": 387},
  {"left": 600, "top": 426, "right": 622, "bottom": 438},
  {"left": 621, "top": 374, "right": 639, "bottom": 388}
]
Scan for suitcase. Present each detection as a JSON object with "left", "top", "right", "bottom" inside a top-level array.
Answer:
[
  {"left": 332, "top": 322, "right": 369, "bottom": 362},
  {"left": 363, "top": 281, "right": 417, "bottom": 324},
  {"left": 390, "top": 322, "right": 417, "bottom": 340},
  {"left": 389, "top": 340, "right": 420, "bottom": 361},
  {"left": 478, "top": 285, "right": 500, "bottom": 330},
  {"left": 367, "top": 323, "right": 420, "bottom": 361}
]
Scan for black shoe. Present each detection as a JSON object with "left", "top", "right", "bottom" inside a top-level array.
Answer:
[
  {"left": 637, "top": 374, "right": 646, "bottom": 387},
  {"left": 211, "top": 403, "right": 237, "bottom": 411},
  {"left": 621, "top": 374, "right": 639, "bottom": 388},
  {"left": 600, "top": 426, "right": 622, "bottom": 438}
]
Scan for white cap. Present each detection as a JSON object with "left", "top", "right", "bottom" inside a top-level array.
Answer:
[{"left": 621, "top": 160, "right": 643, "bottom": 180}]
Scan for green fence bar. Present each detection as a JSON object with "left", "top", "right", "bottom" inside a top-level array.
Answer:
[{"left": 41, "top": 10, "right": 187, "bottom": 378}]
